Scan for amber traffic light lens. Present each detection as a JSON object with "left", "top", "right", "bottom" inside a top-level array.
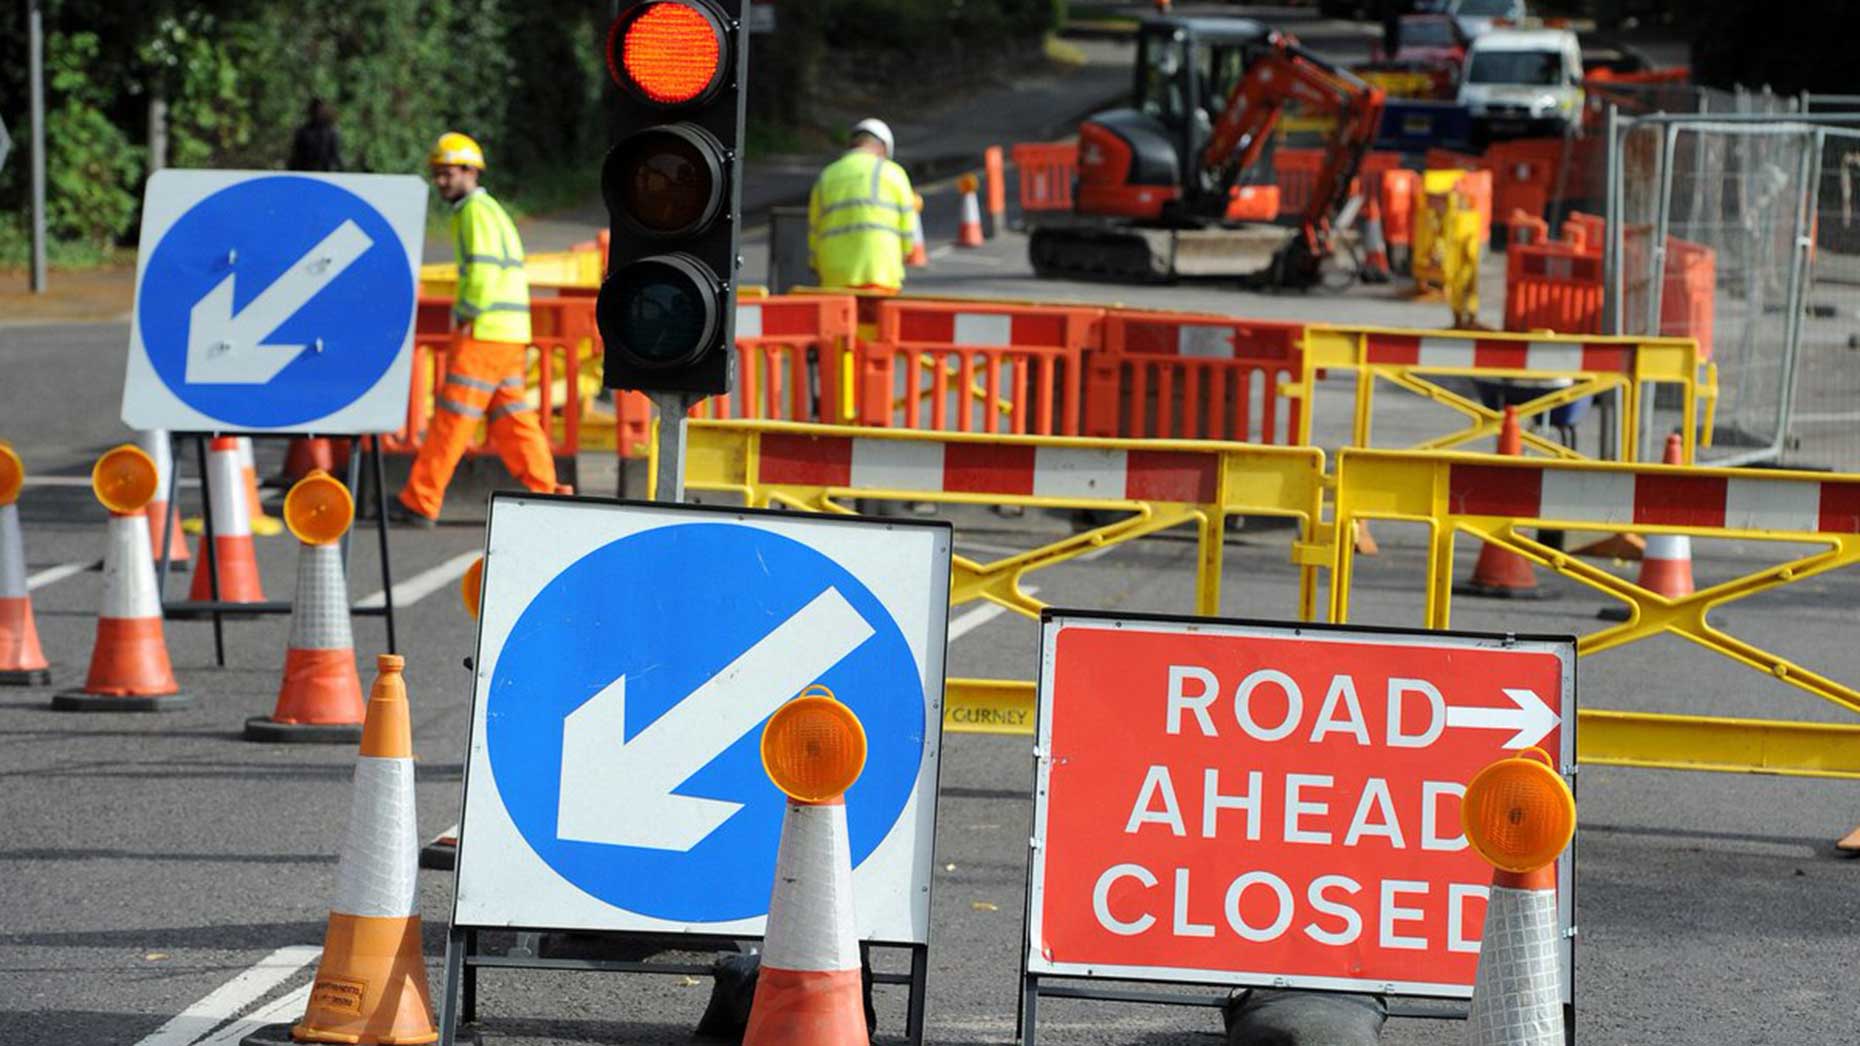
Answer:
[
  {"left": 608, "top": 125, "right": 726, "bottom": 238},
  {"left": 761, "top": 687, "right": 868, "bottom": 802},
  {"left": 611, "top": 2, "right": 724, "bottom": 106},
  {"left": 1460, "top": 748, "right": 1575, "bottom": 874}
]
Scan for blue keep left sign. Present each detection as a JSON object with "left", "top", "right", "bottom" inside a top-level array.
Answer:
[
  {"left": 122, "top": 170, "right": 427, "bottom": 434},
  {"left": 453, "top": 497, "right": 950, "bottom": 941}
]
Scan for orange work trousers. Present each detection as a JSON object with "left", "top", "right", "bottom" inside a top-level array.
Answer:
[{"left": 398, "top": 337, "right": 556, "bottom": 519}]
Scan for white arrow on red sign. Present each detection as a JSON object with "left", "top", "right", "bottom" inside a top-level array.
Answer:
[{"left": 1447, "top": 687, "right": 1557, "bottom": 749}]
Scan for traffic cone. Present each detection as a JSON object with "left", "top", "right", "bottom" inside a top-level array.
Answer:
[
  {"left": 1599, "top": 434, "right": 1692, "bottom": 622},
  {"left": 281, "top": 437, "right": 337, "bottom": 486},
  {"left": 139, "top": 429, "right": 189, "bottom": 565},
  {"left": 1461, "top": 749, "right": 1574, "bottom": 1046},
  {"left": 189, "top": 436, "right": 267, "bottom": 605},
  {"left": 1360, "top": 198, "right": 1392, "bottom": 284},
  {"left": 906, "top": 193, "right": 928, "bottom": 268},
  {"left": 237, "top": 436, "right": 285, "bottom": 536},
  {"left": 247, "top": 471, "right": 365, "bottom": 743},
  {"left": 0, "top": 443, "right": 51, "bottom": 686},
  {"left": 53, "top": 445, "right": 189, "bottom": 711},
  {"left": 1457, "top": 407, "right": 1542, "bottom": 599},
  {"left": 955, "top": 175, "right": 985, "bottom": 248},
  {"left": 744, "top": 692, "right": 870, "bottom": 1046},
  {"left": 293, "top": 654, "right": 438, "bottom": 1045}
]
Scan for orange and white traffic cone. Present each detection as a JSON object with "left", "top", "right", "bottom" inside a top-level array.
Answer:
[
  {"left": 906, "top": 193, "right": 928, "bottom": 268},
  {"left": 1360, "top": 198, "right": 1393, "bottom": 284},
  {"left": 1599, "top": 433, "right": 1692, "bottom": 622},
  {"left": 293, "top": 654, "right": 438, "bottom": 1045},
  {"left": 237, "top": 436, "right": 285, "bottom": 537},
  {"left": 0, "top": 444, "right": 51, "bottom": 686},
  {"left": 1461, "top": 749, "right": 1574, "bottom": 1046},
  {"left": 188, "top": 436, "right": 267, "bottom": 605},
  {"left": 745, "top": 691, "right": 871, "bottom": 1046},
  {"left": 53, "top": 445, "right": 189, "bottom": 711},
  {"left": 955, "top": 175, "right": 985, "bottom": 249},
  {"left": 247, "top": 471, "right": 365, "bottom": 743},
  {"left": 281, "top": 437, "right": 337, "bottom": 486},
  {"left": 1458, "top": 407, "right": 1542, "bottom": 599},
  {"left": 139, "top": 429, "right": 189, "bottom": 565}
]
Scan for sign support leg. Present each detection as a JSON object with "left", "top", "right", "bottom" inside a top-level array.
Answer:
[
  {"left": 438, "top": 922, "right": 466, "bottom": 1045},
  {"left": 1018, "top": 973, "right": 1039, "bottom": 1046},
  {"left": 368, "top": 437, "right": 398, "bottom": 653},
  {"left": 195, "top": 435, "right": 225, "bottom": 667},
  {"left": 339, "top": 435, "right": 362, "bottom": 567},
  {"left": 462, "top": 928, "right": 480, "bottom": 1024},
  {"left": 649, "top": 391, "right": 694, "bottom": 503},
  {"left": 905, "top": 942, "right": 929, "bottom": 1046},
  {"left": 156, "top": 449, "right": 180, "bottom": 598}
]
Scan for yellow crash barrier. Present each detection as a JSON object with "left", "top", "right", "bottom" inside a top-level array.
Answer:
[
  {"left": 1295, "top": 324, "right": 1718, "bottom": 463},
  {"left": 664, "top": 419, "right": 1331, "bottom": 622},
  {"left": 1328, "top": 447, "right": 1860, "bottom": 778}
]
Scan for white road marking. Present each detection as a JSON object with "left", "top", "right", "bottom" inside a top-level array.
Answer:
[
  {"left": 355, "top": 550, "right": 480, "bottom": 609},
  {"left": 23, "top": 475, "right": 198, "bottom": 487},
  {"left": 955, "top": 540, "right": 1029, "bottom": 558},
  {"left": 928, "top": 245, "right": 955, "bottom": 259},
  {"left": 192, "top": 983, "right": 314, "bottom": 1046},
  {"left": 132, "top": 945, "right": 320, "bottom": 1046},
  {"left": 948, "top": 586, "right": 1038, "bottom": 643},
  {"left": 27, "top": 561, "right": 93, "bottom": 590}
]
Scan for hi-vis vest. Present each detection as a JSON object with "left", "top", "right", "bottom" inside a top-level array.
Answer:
[
  {"left": 808, "top": 150, "right": 916, "bottom": 291},
  {"left": 451, "top": 188, "right": 530, "bottom": 344}
]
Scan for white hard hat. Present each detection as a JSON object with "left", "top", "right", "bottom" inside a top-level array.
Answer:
[{"left": 851, "top": 118, "right": 894, "bottom": 159}]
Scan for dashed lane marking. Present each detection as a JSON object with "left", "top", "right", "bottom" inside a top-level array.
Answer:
[
  {"left": 27, "top": 561, "right": 95, "bottom": 590},
  {"left": 192, "top": 983, "right": 315, "bottom": 1046},
  {"left": 132, "top": 944, "right": 320, "bottom": 1046},
  {"left": 355, "top": 550, "right": 480, "bottom": 610},
  {"left": 948, "top": 585, "right": 1038, "bottom": 643}
]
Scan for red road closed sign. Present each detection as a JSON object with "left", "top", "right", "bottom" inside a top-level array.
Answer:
[{"left": 1026, "top": 611, "right": 1574, "bottom": 1000}]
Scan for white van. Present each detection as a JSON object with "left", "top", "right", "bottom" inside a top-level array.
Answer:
[{"left": 1458, "top": 29, "right": 1584, "bottom": 138}]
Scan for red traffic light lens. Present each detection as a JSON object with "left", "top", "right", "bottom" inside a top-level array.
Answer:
[
  {"left": 606, "top": 125, "right": 727, "bottom": 239},
  {"left": 609, "top": 2, "right": 725, "bottom": 106}
]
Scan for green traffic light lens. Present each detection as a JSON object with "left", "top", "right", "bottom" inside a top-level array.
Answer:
[
  {"left": 607, "top": 125, "right": 727, "bottom": 239},
  {"left": 600, "top": 254, "right": 721, "bottom": 369}
]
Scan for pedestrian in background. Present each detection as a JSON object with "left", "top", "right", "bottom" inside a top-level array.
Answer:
[
  {"left": 288, "top": 99, "right": 343, "bottom": 172},
  {"left": 808, "top": 118, "right": 916, "bottom": 293},
  {"left": 390, "top": 132, "right": 566, "bottom": 526}
]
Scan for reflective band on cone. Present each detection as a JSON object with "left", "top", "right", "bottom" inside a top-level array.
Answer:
[
  {"left": 246, "top": 544, "right": 364, "bottom": 743},
  {"left": 906, "top": 207, "right": 928, "bottom": 268},
  {"left": 294, "top": 654, "right": 437, "bottom": 1045},
  {"left": 1458, "top": 407, "right": 1542, "bottom": 599},
  {"left": 1465, "top": 865, "right": 1563, "bottom": 1046},
  {"left": 1638, "top": 434, "right": 1694, "bottom": 598},
  {"left": 138, "top": 429, "right": 189, "bottom": 564},
  {"left": 189, "top": 437, "right": 267, "bottom": 604},
  {"left": 54, "top": 510, "right": 188, "bottom": 710},
  {"left": 745, "top": 797, "right": 867, "bottom": 1046},
  {"left": 0, "top": 502, "right": 51, "bottom": 685},
  {"left": 237, "top": 436, "right": 285, "bottom": 537}
]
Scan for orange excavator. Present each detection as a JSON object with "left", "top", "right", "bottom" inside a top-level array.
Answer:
[{"left": 1028, "top": 16, "right": 1385, "bottom": 288}]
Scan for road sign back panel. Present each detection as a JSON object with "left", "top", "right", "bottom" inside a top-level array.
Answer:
[
  {"left": 455, "top": 495, "right": 950, "bottom": 942},
  {"left": 123, "top": 170, "right": 426, "bottom": 434},
  {"left": 1027, "top": 612, "right": 1575, "bottom": 1000}
]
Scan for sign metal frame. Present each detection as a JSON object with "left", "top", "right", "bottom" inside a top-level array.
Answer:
[{"left": 1018, "top": 608, "right": 1577, "bottom": 1045}]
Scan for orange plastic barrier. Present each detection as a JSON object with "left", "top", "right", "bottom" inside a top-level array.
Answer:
[
  {"left": 1659, "top": 238, "right": 1716, "bottom": 360},
  {"left": 1272, "top": 149, "right": 1406, "bottom": 216},
  {"left": 857, "top": 300, "right": 1102, "bottom": 435},
  {"left": 1380, "top": 168, "right": 1419, "bottom": 255},
  {"left": 1011, "top": 142, "right": 1077, "bottom": 213},
  {"left": 1563, "top": 212, "right": 1604, "bottom": 252},
  {"left": 1086, "top": 311, "right": 1305, "bottom": 445},
  {"left": 392, "top": 296, "right": 593, "bottom": 460},
  {"left": 695, "top": 296, "right": 859, "bottom": 425},
  {"left": 1505, "top": 242, "right": 1604, "bottom": 335}
]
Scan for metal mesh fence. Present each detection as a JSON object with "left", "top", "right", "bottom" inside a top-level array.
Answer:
[{"left": 1789, "top": 129, "right": 1860, "bottom": 470}]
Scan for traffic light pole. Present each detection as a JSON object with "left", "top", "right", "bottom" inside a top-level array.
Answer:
[{"left": 650, "top": 391, "right": 695, "bottom": 503}]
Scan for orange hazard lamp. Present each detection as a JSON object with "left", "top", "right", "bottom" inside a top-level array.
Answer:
[
  {"left": 0, "top": 443, "right": 21, "bottom": 506},
  {"left": 761, "top": 684, "right": 867, "bottom": 802},
  {"left": 282, "top": 470, "right": 354, "bottom": 546},
  {"left": 1460, "top": 747, "right": 1575, "bottom": 874},
  {"left": 460, "top": 554, "right": 484, "bottom": 619},
  {"left": 93, "top": 444, "right": 158, "bottom": 515},
  {"left": 598, "top": 0, "right": 748, "bottom": 398}
]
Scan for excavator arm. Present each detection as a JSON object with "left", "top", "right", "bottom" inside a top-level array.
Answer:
[{"left": 1199, "top": 31, "right": 1386, "bottom": 283}]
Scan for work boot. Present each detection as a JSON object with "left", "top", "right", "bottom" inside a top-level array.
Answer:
[
  {"left": 1222, "top": 989, "right": 1386, "bottom": 1045},
  {"left": 385, "top": 498, "right": 438, "bottom": 529}
]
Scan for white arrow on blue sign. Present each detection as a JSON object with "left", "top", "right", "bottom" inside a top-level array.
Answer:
[
  {"left": 454, "top": 496, "right": 950, "bottom": 941},
  {"left": 122, "top": 170, "right": 427, "bottom": 434}
]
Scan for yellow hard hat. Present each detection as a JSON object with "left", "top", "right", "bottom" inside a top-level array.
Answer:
[{"left": 430, "top": 131, "right": 485, "bottom": 170}]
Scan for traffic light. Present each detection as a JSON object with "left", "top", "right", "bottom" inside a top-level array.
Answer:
[{"left": 598, "top": 0, "right": 748, "bottom": 397}]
